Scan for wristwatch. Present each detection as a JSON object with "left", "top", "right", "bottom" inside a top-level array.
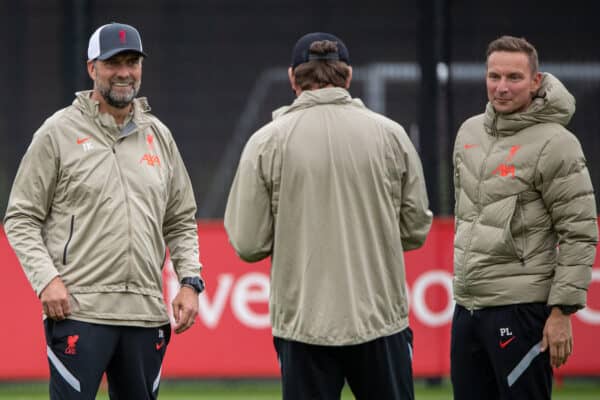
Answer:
[
  {"left": 555, "top": 305, "right": 578, "bottom": 315},
  {"left": 180, "top": 276, "right": 205, "bottom": 294}
]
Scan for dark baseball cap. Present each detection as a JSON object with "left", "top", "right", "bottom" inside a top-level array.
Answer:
[
  {"left": 291, "top": 32, "right": 350, "bottom": 70},
  {"left": 87, "top": 22, "right": 147, "bottom": 61}
]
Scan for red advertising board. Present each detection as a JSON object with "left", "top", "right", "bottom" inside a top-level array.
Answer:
[{"left": 1, "top": 219, "right": 599, "bottom": 379}]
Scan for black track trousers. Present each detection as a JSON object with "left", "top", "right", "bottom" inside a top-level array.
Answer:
[
  {"left": 274, "top": 327, "right": 415, "bottom": 400},
  {"left": 45, "top": 319, "right": 170, "bottom": 400},
  {"left": 451, "top": 303, "right": 552, "bottom": 400}
]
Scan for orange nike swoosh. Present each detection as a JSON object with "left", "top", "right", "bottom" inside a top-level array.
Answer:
[
  {"left": 155, "top": 341, "right": 165, "bottom": 350},
  {"left": 77, "top": 137, "right": 90, "bottom": 144},
  {"left": 499, "top": 336, "right": 516, "bottom": 348},
  {"left": 464, "top": 144, "right": 478, "bottom": 149}
]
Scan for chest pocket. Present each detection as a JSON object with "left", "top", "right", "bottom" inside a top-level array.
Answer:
[{"left": 59, "top": 148, "right": 117, "bottom": 206}]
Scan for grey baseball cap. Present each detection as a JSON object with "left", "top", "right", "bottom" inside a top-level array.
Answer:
[{"left": 87, "top": 22, "right": 147, "bottom": 61}]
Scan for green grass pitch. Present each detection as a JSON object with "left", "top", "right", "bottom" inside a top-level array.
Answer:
[{"left": 0, "top": 379, "right": 598, "bottom": 399}]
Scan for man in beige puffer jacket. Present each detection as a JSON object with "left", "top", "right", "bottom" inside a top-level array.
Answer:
[{"left": 451, "top": 36, "right": 597, "bottom": 400}]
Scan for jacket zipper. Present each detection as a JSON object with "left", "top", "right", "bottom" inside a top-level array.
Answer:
[
  {"left": 63, "top": 215, "right": 75, "bottom": 265},
  {"left": 112, "top": 134, "right": 138, "bottom": 291}
]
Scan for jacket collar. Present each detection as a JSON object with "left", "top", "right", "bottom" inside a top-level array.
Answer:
[
  {"left": 272, "top": 87, "right": 359, "bottom": 120},
  {"left": 483, "top": 73, "right": 575, "bottom": 136},
  {"left": 73, "top": 90, "right": 152, "bottom": 132}
]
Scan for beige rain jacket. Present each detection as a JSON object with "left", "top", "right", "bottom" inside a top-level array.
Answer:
[
  {"left": 4, "top": 91, "right": 202, "bottom": 326},
  {"left": 225, "top": 88, "right": 432, "bottom": 345}
]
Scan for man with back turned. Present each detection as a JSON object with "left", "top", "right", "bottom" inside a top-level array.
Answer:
[{"left": 225, "top": 32, "right": 432, "bottom": 399}]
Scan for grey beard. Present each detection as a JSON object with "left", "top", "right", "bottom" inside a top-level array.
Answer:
[{"left": 100, "top": 85, "right": 139, "bottom": 109}]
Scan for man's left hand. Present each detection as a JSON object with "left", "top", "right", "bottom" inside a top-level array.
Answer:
[
  {"left": 541, "top": 307, "right": 573, "bottom": 368},
  {"left": 172, "top": 286, "right": 199, "bottom": 334}
]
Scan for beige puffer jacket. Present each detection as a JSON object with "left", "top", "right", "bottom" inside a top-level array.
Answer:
[{"left": 453, "top": 73, "right": 597, "bottom": 310}]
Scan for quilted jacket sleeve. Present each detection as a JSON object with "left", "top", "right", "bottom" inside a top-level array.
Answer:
[{"left": 536, "top": 129, "right": 598, "bottom": 308}]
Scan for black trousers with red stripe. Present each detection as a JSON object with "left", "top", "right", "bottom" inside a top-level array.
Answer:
[
  {"left": 274, "top": 328, "right": 414, "bottom": 400},
  {"left": 451, "top": 303, "right": 552, "bottom": 400},
  {"left": 44, "top": 319, "right": 170, "bottom": 400}
]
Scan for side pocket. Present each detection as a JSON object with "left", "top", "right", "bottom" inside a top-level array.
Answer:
[
  {"left": 403, "top": 326, "right": 414, "bottom": 362},
  {"left": 44, "top": 319, "right": 55, "bottom": 345},
  {"left": 63, "top": 215, "right": 75, "bottom": 265},
  {"left": 454, "top": 158, "right": 462, "bottom": 234},
  {"left": 454, "top": 158, "right": 462, "bottom": 217},
  {"left": 506, "top": 197, "right": 524, "bottom": 263},
  {"left": 517, "top": 194, "right": 527, "bottom": 260}
]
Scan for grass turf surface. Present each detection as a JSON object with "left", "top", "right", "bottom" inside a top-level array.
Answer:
[{"left": 0, "top": 379, "right": 599, "bottom": 399}]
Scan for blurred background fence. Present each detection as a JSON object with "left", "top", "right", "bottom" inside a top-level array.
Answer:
[
  {"left": 1, "top": 0, "right": 599, "bottom": 219},
  {"left": 0, "top": 0, "right": 599, "bottom": 382}
]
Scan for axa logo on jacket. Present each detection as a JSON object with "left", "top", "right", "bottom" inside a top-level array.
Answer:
[{"left": 140, "top": 132, "right": 160, "bottom": 166}]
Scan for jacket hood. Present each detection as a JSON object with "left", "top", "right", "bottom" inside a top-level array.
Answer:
[
  {"left": 484, "top": 73, "right": 575, "bottom": 136},
  {"left": 272, "top": 87, "right": 357, "bottom": 120}
]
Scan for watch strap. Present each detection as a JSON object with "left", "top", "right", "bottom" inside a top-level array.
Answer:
[
  {"left": 555, "top": 305, "right": 578, "bottom": 315},
  {"left": 180, "top": 277, "right": 205, "bottom": 294}
]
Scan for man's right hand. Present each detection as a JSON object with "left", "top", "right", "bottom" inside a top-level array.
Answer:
[
  {"left": 40, "top": 277, "right": 71, "bottom": 320},
  {"left": 541, "top": 307, "right": 573, "bottom": 368}
]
